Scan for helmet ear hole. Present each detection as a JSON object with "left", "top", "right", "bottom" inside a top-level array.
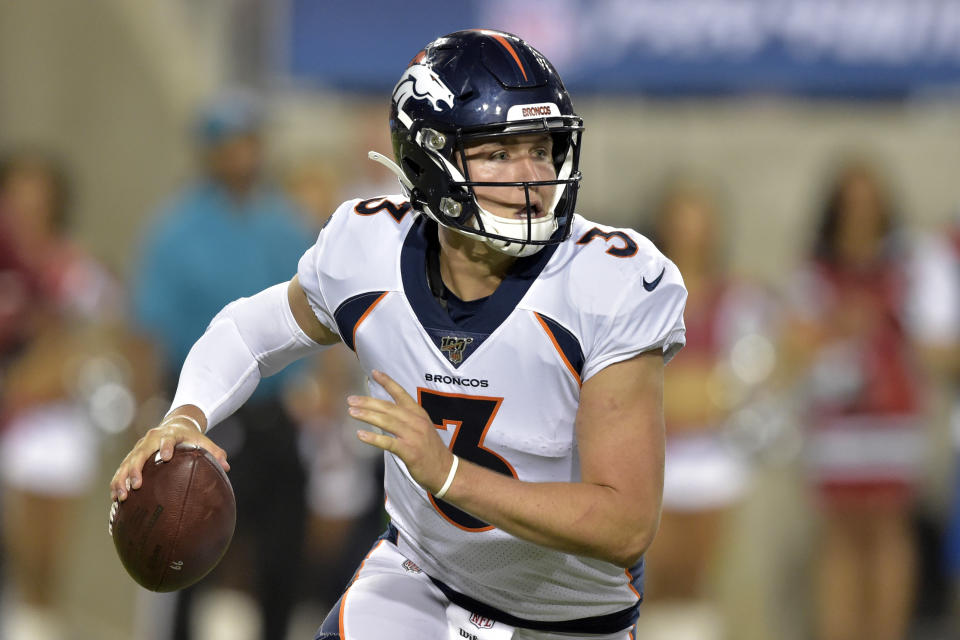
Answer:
[{"left": 551, "top": 134, "right": 570, "bottom": 172}]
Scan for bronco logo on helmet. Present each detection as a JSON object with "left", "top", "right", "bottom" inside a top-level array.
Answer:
[{"left": 393, "top": 64, "right": 456, "bottom": 113}]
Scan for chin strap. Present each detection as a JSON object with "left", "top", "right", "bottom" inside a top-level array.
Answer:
[
  {"left": 367, "top": 151, "right": 415, "bottom": 191},
  {"left": 368, "top": 150, "right": 549, "bottom": 258}
]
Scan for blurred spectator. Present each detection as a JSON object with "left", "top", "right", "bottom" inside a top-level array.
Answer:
[
  {"left": 336, "top": 104, "right": 401, "bottom": 200},
  {"left": 638, "top": 175, "right": 777, "bottom": 640},
  {"left": 782, "top": 159, "right": 924, "bottom": 640},
  {"left": 906, "top": 210, "right": 960, "bottom": 626},
  {"left": 131, "top": 90, "right": 314, "bottom": 640},
  {"left": 0, "top": 151, "right": 142, "bottom": 640},
  {"left": 281, "top": 348, "right": 382, "bottom": 611},
  {"left": 281, "top": 155, "right": 384, "bottom": 613},
  {"left": 282, "top": 154, "right": 341, "bottom": 230}
]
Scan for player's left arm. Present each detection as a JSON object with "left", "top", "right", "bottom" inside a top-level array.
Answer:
[
  {"left": 449, "top": 349, "right": 664, "bottom": 567},
  {"left": 352, "top": 350, "right": 665, "bottom": 568}
]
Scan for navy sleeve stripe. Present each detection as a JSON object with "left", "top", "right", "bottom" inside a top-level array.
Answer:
[
  {"left": 533, "top": 312, "right": 585, "bottom": 384},
  {"left": 334, "top": 291, "right": 388, "bottom": 352}
]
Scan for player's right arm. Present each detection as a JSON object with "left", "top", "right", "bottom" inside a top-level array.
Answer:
[{"left": 110, "top": 276, "right": 340, "bottom": 502}]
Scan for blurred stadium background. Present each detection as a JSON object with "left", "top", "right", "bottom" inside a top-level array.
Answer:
[{"left": 2, "top": 1, "right": 960, "bottom": 639}]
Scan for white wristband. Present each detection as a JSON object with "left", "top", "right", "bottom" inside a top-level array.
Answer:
[
  {"left": 162, "top": 414, "right": 203, "bottom": 433},
  {"left": 434, "top": 455, "right": 459, "bottom": 500}
]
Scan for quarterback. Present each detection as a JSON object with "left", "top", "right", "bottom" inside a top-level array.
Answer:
[{"left": 111, "top": 30, "right": 687, "bottom": 639}]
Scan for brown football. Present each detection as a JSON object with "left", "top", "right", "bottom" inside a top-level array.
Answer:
[{"left": 110, "top": 443, "right": 236, "bottom": 592}]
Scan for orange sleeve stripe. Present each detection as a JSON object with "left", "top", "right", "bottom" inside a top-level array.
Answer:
[
  {"left": 534, "top": 312, "right": 581, "bottom": 386},
  {"left": 352, "top": 292, "right": 388, "bottom": 354}
]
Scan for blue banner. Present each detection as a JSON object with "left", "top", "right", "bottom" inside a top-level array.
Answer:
[{"left": 283, "top": 0, "right": 960, "bottom": 97}]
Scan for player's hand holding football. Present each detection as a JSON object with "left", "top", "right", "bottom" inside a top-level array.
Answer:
[
  {"left": 348, "top": 370, "right": 453, "bottom": 495},
  {"left": 110, "top": 409, "right": 230, "bottom": 502}
]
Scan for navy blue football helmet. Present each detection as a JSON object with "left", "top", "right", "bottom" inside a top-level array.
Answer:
[{"left": 371, "top": 29, "right": 583, "bottom": 257}]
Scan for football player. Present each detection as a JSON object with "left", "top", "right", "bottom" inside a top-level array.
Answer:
[{"left": 110, "top": 30, "right": 687, "bottom": 639}]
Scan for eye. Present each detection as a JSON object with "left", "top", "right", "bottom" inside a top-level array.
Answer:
[
  {"left": 489, "top": 150, "right": 509, "bottom": 161},
  {"left": 532, "top": 148, "right": 550, "bottom": 160}
]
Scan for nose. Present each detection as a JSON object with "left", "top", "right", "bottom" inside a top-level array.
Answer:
[{"left": 512, "top": 155, "right": 553, "bottom": 186}]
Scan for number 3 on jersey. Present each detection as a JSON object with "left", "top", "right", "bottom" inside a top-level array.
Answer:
[{"left": 417, "top": 388, "right": 516, "bottom": 531}]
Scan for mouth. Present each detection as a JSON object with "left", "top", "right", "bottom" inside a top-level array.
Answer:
[{"left": 514, "top": 203, "right": 546, "bottom": 219}]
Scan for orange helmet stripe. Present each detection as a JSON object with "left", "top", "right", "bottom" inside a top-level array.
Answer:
[
  {"left": 490, "top": 33, "right": 528, "bottom": 81},
  {"left": 468, "top": 29, "right": 529, "bottom": 82}
]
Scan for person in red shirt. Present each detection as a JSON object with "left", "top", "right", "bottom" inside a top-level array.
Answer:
[
  {"left": 783, "top": 159, "right": 923, "bottom": 640},
  {"left": 640, "top": 176, "right": 778, "bottom": 639},
  {"left": 0, "top": 151, "right": 123, "bottom": 640}
]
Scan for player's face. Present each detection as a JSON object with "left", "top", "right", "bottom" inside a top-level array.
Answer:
[{"left": 460, "top": 134, "right": 557, "bottom": 221}]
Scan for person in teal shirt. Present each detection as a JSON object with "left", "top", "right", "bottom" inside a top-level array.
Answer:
[{"left": 131, "top": 90, "right": 313, "bottom": 640}]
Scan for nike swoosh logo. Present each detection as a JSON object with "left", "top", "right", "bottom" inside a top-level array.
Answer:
[{"left": 643, "top": 267, "right": 666, "bottom": 292}]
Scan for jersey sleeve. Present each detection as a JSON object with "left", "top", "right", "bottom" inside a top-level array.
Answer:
[
  {"left": 581, "top": 259, "right": 687, "bottom": 382},
  {"left": 295, "top": 200, "right": 358, "bottom": 336}
]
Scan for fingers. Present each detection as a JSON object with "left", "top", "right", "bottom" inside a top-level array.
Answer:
[
  {"left": 212, "top": 449, "right": 231, "bottom": 472},
  {"left": 347, "top": 394, "right": 397, "bottom": 413},
  {"left": 163, "top": 430, "right": 231, "bottom": 472},
  {"left": 348, "top": 403, "right": 397, "bottom": 435},
  {"left": 109, "top": 423, "right": 230, "bottom": 501},
  {"left": 347, "top": 391, "right": 405, "bottom": 431},
  {"left": 111, "top": 453, "right": 145, "bottom": 502},
  {"left": 356, "top": 429, "right": 396, "bottom": 452},
  {"left": 112, "top": 444, "right": 156, "bottom": 501},
  {"left": 158, "top": 434, "right": 176, "bottom": 463},
  {"left": 371, "top": 369, "right": 415, "bottom": 406},
  {"left": 347, "top": 394, "right": 397, "bottom": 416},
  {"left": 112, "top": 433, "right": 156, "bottom": 499},
  {"left": 204, "top": 440, "right": 231, "bottom": 472}
]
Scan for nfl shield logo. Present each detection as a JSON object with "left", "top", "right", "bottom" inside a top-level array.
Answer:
[
  {"left": 440, "top": 336, "right": 474, "bottom": 365},
  {"left": 469, "top": 613, "right": 494, "bottom": 629}
]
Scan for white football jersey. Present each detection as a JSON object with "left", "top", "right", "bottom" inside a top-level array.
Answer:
[{"left": 297, "top": 195, "right": 687, "bottom": 625}]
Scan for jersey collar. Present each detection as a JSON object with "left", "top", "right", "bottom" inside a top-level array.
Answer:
[{"left": 400, "top": 216, "right": 558, "bottom": 366}]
